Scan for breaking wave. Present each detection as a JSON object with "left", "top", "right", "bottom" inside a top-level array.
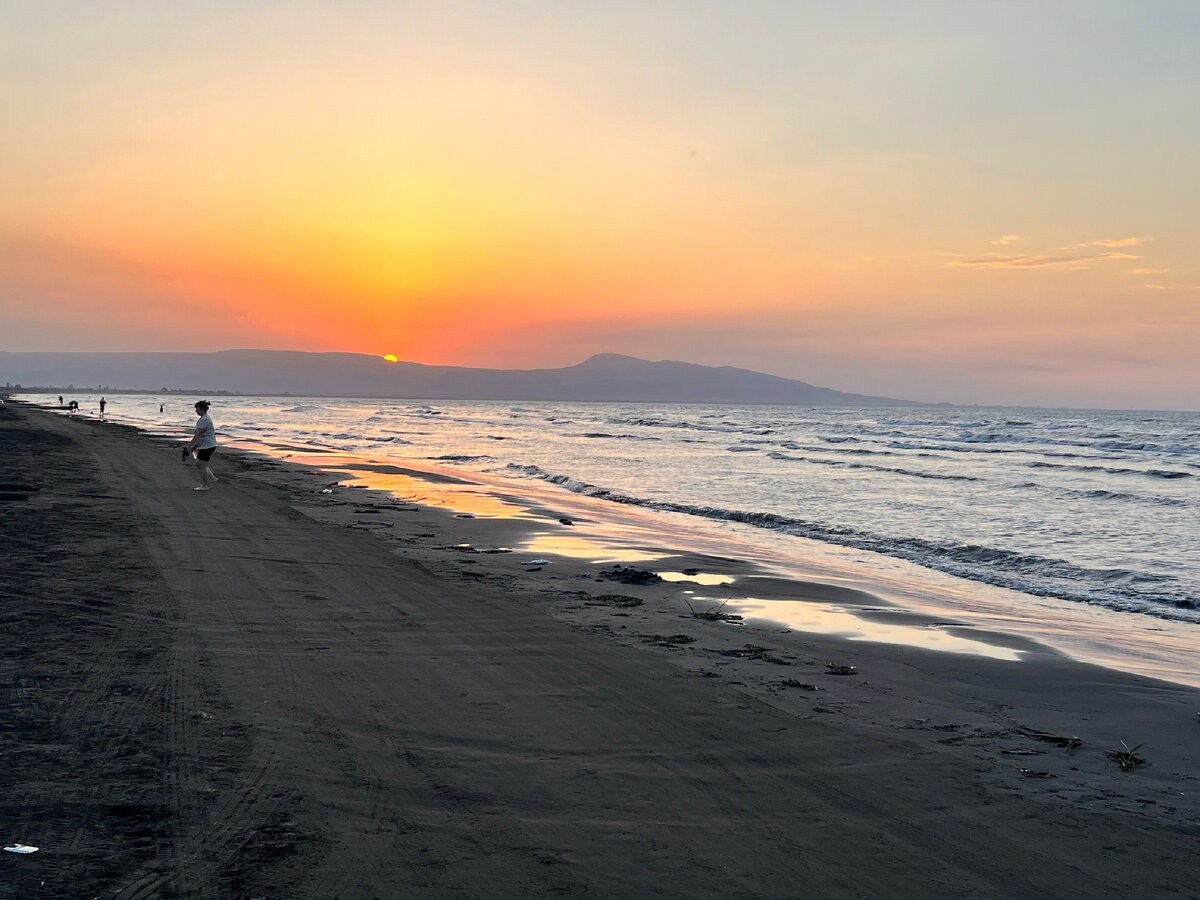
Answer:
[{"left": 502, "top": 462, "right": 1198, "bottom": 622}]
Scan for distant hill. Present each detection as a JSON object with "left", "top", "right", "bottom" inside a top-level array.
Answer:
[{"left": 0, "top": 350, "right": 920, "bottom": 406}]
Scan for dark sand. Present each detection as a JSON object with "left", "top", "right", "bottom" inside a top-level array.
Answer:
[{"left": 2, "top": 401, "right": 1198, "bottom": 898}]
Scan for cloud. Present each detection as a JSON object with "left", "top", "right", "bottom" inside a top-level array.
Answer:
[
  {"left": 947, "top": 251, "right": 1142, "bottom": 269},
  {"left": 1129, "top": 267, "right": 1170, "bottom": 275},
  {"left": 989, "top": 235, "right": 1021, "bottom": 246},
  {"left": 1092, "top": 236, "right": 1154, "bottom": 248}
]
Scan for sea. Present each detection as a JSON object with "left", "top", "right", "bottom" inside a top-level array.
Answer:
[{"left": 26, "top": 393, "right": 1200, "bottom": 685}]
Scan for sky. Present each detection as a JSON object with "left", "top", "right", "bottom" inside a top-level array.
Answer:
[{"left": 2, "top": 1, "right": 1198, "bottom": 409}]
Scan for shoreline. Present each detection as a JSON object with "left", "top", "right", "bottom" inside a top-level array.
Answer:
[
  {"left": 3, "top": 400, "right": 1198, "bottom": 897},
  {"left": 22, "top": 393, "right": 1200, "bottom": 688},
  {"left": 231, "top": 436, "right": 1200, "bottom": 690}
]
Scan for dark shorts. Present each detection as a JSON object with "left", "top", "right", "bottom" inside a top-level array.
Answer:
[{"left": 197, "top": 447, "right": 216, "bottom": 461}]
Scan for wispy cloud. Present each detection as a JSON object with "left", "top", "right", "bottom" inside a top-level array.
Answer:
[
  {"left": 947, "top": 251, "right": 1142, "bottom": 269},
  {"left": 989, "top": 235, "right": 1021, "bottom": 246},
  {"left": 1129, "top": 267, "right": 1170, "bottom": 275},
  {"left": 1093, "top": 236, "right": 1154, "bottom": 248}
]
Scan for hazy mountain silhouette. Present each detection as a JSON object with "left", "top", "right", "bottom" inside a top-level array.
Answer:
[{"left": 2, "top": 350, "right": 920, "bottom": 405}]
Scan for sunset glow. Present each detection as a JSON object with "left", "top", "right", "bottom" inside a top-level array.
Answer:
[{"left": 2, "top": 2, "right": 1198, "bottom": 408}]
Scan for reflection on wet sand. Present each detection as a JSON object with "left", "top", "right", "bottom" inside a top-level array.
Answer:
[
  {"left": 657, "top": 571, "right": 736, "bottom": 586},
  {"left": 525, "top": 533, "right": 667, "bottom": 564},
  {"left": 727, "top": 598, "right": 1024, "bottom": 661}
]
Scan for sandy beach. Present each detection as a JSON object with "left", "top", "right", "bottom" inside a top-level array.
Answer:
[{"left": 2, "top": 400, "right": 1198, "bottom": 898}]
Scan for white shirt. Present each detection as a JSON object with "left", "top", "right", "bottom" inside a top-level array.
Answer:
[{"left": 193, "top": 413, "right": 218, "bottom": 450}]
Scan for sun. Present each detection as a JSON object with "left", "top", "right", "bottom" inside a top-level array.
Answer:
[{"left": 383, "top": 354, "right": 398, "bottom": 363}]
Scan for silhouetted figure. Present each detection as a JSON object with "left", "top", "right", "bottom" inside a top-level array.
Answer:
[
  {"left": 58, "top": 395, "right": 63, "bottom": 406},
  {"left": 160, "top": 404, "right": 164, "bottom": 413},
  {"left": 99, "top": 397, "right": 106, "bottom": 419},
  {"left": 185, "top": 400, "right": 219, "bottom": 491},
  {"left": 67, "top": 400, "right": 78, "bottom": 414}
]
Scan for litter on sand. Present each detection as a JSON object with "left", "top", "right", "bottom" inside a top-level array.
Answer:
[
  {"left": 525, "top": 559, "right": 552, "bottom": 566},
  {"left": 4, "top": 844, "right": 38, "bottom": 854}
]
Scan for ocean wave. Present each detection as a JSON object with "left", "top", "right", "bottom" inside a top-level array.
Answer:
[
  {"left": 280, "top": 405, "right": 327, "bottom": 413},
  {"left": 887, "top": 440, "right": 1020, "bottom": 454},
  {"left": 570, "top": 432, "right": 661, "bottom": 441},
  {"left": 501, "top": 462, "right": 1198, "bottom": 622},
  {"left": 1027, "top": 461, "right": 1192, "bottom": 479},
  {"left": 1012, "top": 480, "right": 1188, "bottom": 507},
  {"left": 432, "top": 454, "right": 493, "bottom": 463},
  {"left": 363, "top": 436, "right": 412, "bottom": 444},
  {"left": 1060, "top": 488, "right": 1187, "bottom": 507},
  {"left": 605, "top": 415, "right": 776, "bottom": 436},
  {"left": 878, "top": 429, "right": 1196, "bottom": 458},
  {"left": 804, "top": 444, "right": 899, "bottom": 457},
  {"left": 764, "top": 452, "right": 978, "bottom": 481}
]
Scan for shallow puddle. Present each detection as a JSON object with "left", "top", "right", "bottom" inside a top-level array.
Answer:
[
  {"left": 524, "top": 533, "right": 667, "bottom": 563},
  {"left": 728, "top": 599, "right": 1023, "bottom": 661},
  {"left": 657, "top": 571, "right": 736, "bottom": 586}
]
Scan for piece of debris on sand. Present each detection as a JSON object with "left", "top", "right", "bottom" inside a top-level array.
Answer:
[{"left": 597, "top": 565, "right": 662, "bottom": 585}]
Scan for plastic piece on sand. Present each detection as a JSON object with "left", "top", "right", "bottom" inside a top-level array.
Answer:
[
  {"left": 4, "top": 844, "right": 38, "bottom": 854},
  {"left": 525, "top": 559, "right": 552, "bottom": 566}
]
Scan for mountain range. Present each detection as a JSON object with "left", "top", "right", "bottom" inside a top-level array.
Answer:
[{"left": 1, "top": 350, "right": 920, "bottom": 406}]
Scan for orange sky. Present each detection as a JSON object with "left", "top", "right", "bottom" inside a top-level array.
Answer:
[{"left": 2, "top": 2, "right": 1198, "bottom": 408}]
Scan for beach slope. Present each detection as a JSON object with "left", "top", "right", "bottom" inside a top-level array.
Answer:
[{"left": 1, "top": 403, "right": 1196, "bottom": 898}]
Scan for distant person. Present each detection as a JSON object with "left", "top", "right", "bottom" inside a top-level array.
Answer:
[
  {"left": 185, "top": 400, "right": 219, "bottom": 491},
  {"left": 67, "top": 400, "right": 79, "bottom": 414},
  {"left": 99, "top": 397, "right": 106, "bottom": 419},
  {"left": 160, "top": 403, "right": 164, "bottom": 413},
  {"left": 58, "top": 395, "right": 63, "bottom": 406}
]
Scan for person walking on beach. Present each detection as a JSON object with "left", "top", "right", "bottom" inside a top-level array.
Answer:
[
  {"left": 99, "top": 397, "right": 106, "bottom": 419},
  {"left": 58, "top": 395, "right": 63, "bottom": 406},
  {"left": 185, "top": 400, "right": 219, "bottom": 491}
]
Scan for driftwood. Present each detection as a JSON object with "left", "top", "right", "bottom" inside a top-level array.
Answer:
[
  {"left": 781, "top": 679, "right": 819, "bottom": 691},
  {"left": 1106, "top": 741, "right": 1147, "bottom": 772},
  {"left": 641, "top": 634, "right": 697, "bottom": 647},
  {"left": 715, "top": 644, "right": 791, "bottom": 665},
  {"left": 1016, "top": 727, "right": 1081, "bottom": 749},
  {"left": 683, "top": 598, "right": 742, "bottom": 622},
  {"left": 826, "top": 663, "right": 857, "bottom": 676},
  {"left": 585, "top": 594, "right": 644, "bottom": 608},
  {"left": 597, "top": 566, "right": 662, "bottom": 585}
]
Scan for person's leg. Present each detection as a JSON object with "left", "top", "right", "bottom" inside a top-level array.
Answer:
[{"left": 195, "top": 449, "right": 217, "bottom": 489}]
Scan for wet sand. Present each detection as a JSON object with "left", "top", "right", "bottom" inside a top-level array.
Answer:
[{"left": 2, "top": 400, "right": 1198, "bottom": 898}]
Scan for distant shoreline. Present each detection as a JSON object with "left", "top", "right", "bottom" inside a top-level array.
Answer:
[{"left": 0, "top": 349, "right": 924, "bottom": 406}]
